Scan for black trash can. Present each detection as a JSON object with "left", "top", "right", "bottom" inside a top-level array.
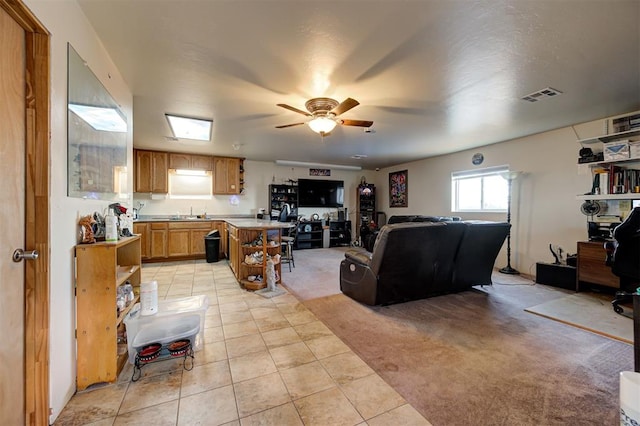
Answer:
[{"left": 204, "top": 230, "right": 220, "bottom": 263}]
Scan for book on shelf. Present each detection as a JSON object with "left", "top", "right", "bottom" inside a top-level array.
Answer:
[{"left": 593, "top": 164, "right": 640, "bottom": 195}]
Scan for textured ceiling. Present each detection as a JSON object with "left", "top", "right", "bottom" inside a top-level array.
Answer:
[{"left": 77, "top": 0, "right": 640, "bottom": 170}]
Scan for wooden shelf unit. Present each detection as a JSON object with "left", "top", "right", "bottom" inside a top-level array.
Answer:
[
  {"left": 295, "top": 221, "right": 323, "bottom": 249},
  {"left": 227, "top": 225, "right": 283, "bottom": 289},
  {"left": 269, "top": 183, "right": 298, "bottom": 219},
  {"left": 329, "top": 220, "right": 352, "bottom": 247},
  {"left": 75, "top": 236, "right": 141, "bottom": 390}
]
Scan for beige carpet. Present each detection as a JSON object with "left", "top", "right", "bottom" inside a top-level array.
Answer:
[
  {"left": 525, "top": 292, "right": 633, "bottom": 344},
  {"left": 281, "top": 247, "right": 634, "bottom": 425}
]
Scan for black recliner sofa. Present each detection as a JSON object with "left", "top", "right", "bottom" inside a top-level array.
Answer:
[
  {"left": 361, "top": 215, "right": 462, "bottom": 252},
  {"left": 340, "top": 220, "right": 510, "bottom": 305}
]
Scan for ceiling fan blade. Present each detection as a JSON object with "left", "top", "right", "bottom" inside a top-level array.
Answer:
[
  {"left": 277, "top": 103, "right": 312, "bottom": 117},
  {"left": 331, "top": 98, "right": 360, "bottom": 116},
  {"left": 275, "top": 122, "right": 306, "bottom": 129},
  {"left": 340, "top": 119, "right": 373, "bottom": 127}
]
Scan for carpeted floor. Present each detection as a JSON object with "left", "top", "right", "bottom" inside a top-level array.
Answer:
[{"left": 280, "top": 247, "right": 633, "bottom": 425}]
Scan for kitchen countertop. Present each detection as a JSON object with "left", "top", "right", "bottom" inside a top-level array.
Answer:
[
  {"left": 134, "top": 216, "right": 293, "bottom": 229},
  {"left": 134, "top": 215, "right": 252, "bottom": 222},
  {"left": 224, "top": 218, "right": 294, "bottom": 229}
]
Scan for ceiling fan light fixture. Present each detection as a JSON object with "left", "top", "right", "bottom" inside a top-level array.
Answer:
[{"left": 308, "top": 116, "right": 337, "bottom": 134}]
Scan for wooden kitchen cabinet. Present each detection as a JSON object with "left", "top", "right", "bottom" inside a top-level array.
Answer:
[
  {"left": 169, "top": 152, "right": 212, "bottom": 170},
  {"left": 134, "top": 149, "right": 168, "bottom": 193},
  {"left": 577, "top": 241, "right": 620, "bottom": 290},
  {"left": 133, "top": 222, "right": 150, "bottom": 259},
  {"left": 75, "top": 236, "right": 141, "bottom": 390},
  {"left": 150, "top": 222, "right": 168, "bottom": 259},
  {"left": 168, "top": 222, "right": 213, "bottom": 257},
  {"left": 136, "top": 220, "right": 226, "bottom": 262},
  {"left": 168, "top": 229, "right": 190, "bottom": 257},
  {"left": 213, "top": 157, "right": 241, "bottom": 194}
]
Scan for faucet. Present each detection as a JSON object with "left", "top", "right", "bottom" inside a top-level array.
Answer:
[{"left": 190, "top": 206, "right": 193, "bottom": 217}]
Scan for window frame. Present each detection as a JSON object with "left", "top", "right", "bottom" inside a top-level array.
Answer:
[{"left": 451, "top": 165, "right": 510, "bottom": 213}]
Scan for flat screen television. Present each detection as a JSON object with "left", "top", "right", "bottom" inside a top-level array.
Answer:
[{"left": 298, "top": 179, "right": 344, "bottom": 207}]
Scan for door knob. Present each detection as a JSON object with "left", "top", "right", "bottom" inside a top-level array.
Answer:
[{"left": 12, "top": 249, "right": 39, "bottom": 262}]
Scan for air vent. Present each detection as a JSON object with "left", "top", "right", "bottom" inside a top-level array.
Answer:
[
  {"left": 351, "top": 154, "right": 368, "bottom": 160},
  {"left": 521, "top": 87, "right": 562, "bottom": 102}
]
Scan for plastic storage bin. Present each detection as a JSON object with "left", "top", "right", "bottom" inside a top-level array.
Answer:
[{"left": 123, "top": 294, "right": 209, "bottom": 364}]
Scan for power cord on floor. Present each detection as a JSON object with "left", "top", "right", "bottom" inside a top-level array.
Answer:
[{"left": 491, "top": 263, "right": 537, "bottom": 286}]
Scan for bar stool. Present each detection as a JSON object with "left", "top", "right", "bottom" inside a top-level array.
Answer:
[{"left": 281, "top": 225, "right": 296, "bottom": 272}]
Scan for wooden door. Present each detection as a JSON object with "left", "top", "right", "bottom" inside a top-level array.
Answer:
[
  {"left": 1, "top": 10, "right": 26, "bottom": 423},
  {"left": 169, "top": 152, "right": 190, "bottom": 169},
  {"left": 191, "top": 154, "right": 212, "bottom": 170},
  {"left": 133, "top": 223, "right": 150, "bottom": 259},
  {"left": 150, "top": 223, "right": 168, "bottom": 259},
  {"left": 134, "top": 149, "right": 152, "bottom": 192},
  {"left": 190, "top": 229, "right": 210, "bottom": 255},
  {"left": 0, "top": 2, "right": 50, "bottom": 424},
  {"left": 151, "top": 151, "right": 168, "bottom": 193},
  {"left": 168, "top": 229, "right": 190, "bottom": 257},
  {"left": 213, "top": 157, "right": 228, "bottom": 194}
]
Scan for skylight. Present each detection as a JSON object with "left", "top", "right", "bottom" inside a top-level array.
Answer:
[{"left": 165, "top": 114, "right": 212, "bottom": 141}]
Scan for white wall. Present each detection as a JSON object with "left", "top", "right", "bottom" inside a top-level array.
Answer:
[
  {"left": 22, "top": 1, "right": 133, "bottom": 422},
  {"left": 371, "top": 113, "right": 637, "bottom": 276}
]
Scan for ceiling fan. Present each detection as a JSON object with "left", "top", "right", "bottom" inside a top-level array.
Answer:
[{"left": 275, "top": 97, "right": 373, "bottom": 136}]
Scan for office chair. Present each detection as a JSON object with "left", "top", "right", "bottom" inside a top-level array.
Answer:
[{"left": 605, "top": 207, "right": 640, "bottom": 315}]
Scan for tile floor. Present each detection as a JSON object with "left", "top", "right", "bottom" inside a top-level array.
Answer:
[{"left": 55, "top": 260, "right": 431, "bottom": 426}]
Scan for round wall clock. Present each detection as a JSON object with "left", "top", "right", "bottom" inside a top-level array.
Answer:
[{"left": 472, "top": 153, "right": 484, "bottom": 165}]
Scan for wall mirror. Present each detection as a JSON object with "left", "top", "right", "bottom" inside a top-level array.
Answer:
[{"left": 67, "top": 44, "right": 128, "bottom": 200}]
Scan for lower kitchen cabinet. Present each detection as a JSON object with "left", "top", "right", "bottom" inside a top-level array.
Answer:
[
  {"left": 133, "top": 222, "right": 150, "bottom": 259},
  {"left": 150, "top": 222, "right": 168, "bottom": 259},
  {"left": 134, "top": 220, "right": 226, "bottom": 262}
]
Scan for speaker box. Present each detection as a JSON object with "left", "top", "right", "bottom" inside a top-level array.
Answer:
[{"left": 535, "top": 262, "right": 576, "bottom": 290}]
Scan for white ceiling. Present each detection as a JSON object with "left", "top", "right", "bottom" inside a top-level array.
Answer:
[{"left": 77, "top": 0, "right": 640, "bottom": 170}]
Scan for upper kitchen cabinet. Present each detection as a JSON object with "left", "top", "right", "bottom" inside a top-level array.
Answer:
[
  {"left": 213, "top": 157, "right": 243, "bottom": 194},
  {"left": 169, "top": 153, "right": 212, "bottom": 171},
  {"left": 134, "top": 149, "right": 168, "bottom": 193}
]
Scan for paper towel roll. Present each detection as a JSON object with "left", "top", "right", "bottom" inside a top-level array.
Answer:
[
  {"left": 140, "top": 280, "right": 158, "bottom": 316},
  {"left": 620, "top": 371, "right": 640, "bottom": 425},
  {"left": 105, "top": 213, "right": 118, "bottom": 242}
]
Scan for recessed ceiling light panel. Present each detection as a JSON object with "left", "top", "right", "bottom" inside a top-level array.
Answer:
[{"left": 165, "top": 114, "right": 212, "bottom": 141}]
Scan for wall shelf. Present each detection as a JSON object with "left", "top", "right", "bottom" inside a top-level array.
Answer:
[
  {"left": 576, "top": 193, "right": 640, "bottom": 201},
  {"left": 578, "top": 128, "right": 640, "bottom": 145}
]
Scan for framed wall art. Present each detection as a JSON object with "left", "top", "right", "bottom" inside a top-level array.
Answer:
[{"left": 389, "top": 169, "right": 408, "bottom": 207}]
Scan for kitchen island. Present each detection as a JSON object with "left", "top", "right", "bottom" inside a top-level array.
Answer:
[
  {"left": 225, "top": 219, "right": 294, "bottom": 290},
  {"left": 133, "top": 217, "right": 293, "bottom": 290}
]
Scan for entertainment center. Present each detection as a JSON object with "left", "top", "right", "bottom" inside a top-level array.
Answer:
[{"left": 268, "top": 179, "right": 352, "bottom": 249}]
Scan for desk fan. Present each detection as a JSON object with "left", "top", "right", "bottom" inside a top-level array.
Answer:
[{"left": 580, "top": 200, "right": 601, "bottom": 218}]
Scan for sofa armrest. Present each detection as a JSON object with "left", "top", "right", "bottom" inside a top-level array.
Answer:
[
  {"left": 344, "top": 249, "right": 372, "bottom": 266},
  {"left": 340, "top": 255, "right": 378, "bottom": 305}
]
